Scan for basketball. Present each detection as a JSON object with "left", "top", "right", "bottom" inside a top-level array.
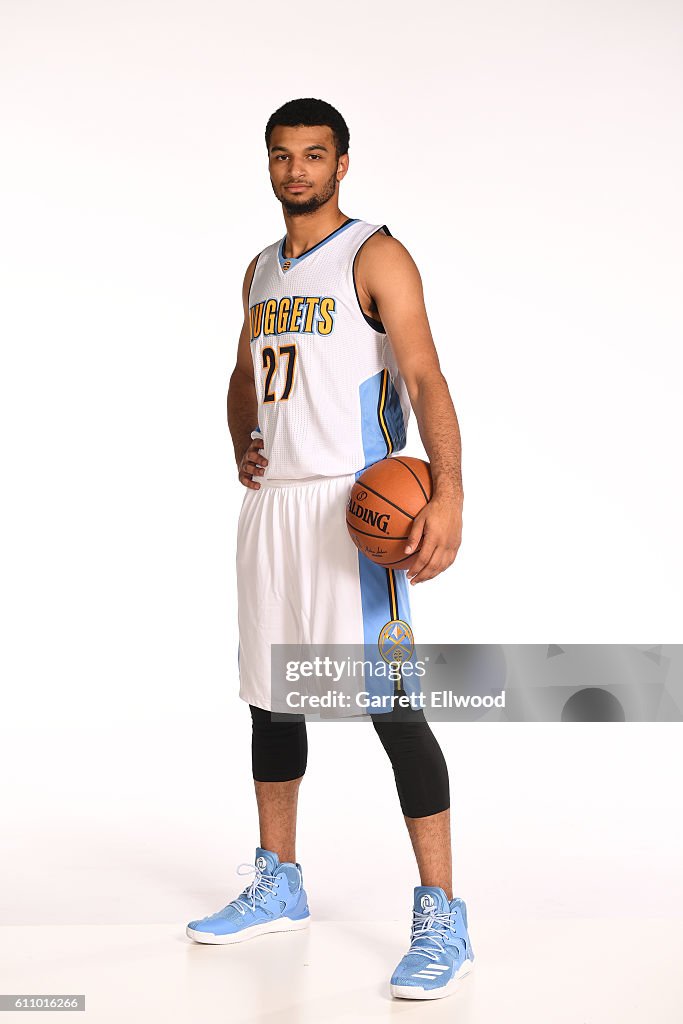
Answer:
[{"left": 345, "top": 457, "right": 433, "bottom": 569}]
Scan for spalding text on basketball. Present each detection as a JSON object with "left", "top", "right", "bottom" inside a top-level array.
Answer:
[{"left": 347, "top": 497, "right": 391, "bottom": 534}]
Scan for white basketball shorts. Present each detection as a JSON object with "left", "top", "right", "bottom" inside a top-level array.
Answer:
[{"left": 236, "top": 473, "right": 413, "bottom": 711}]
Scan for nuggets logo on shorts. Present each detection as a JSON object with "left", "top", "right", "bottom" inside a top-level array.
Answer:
[{"left": 378, "top": 619, "right": 414, "bottom": 665}]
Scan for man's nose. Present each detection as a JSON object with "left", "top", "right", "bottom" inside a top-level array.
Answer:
[{"left": 288, "top": 159, "right": 308, "bottom": 179}]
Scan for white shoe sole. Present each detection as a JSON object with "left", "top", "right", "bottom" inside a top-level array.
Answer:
[
  {"left": 186, "top": 914, "right": 311, "bottom": 945},
  {"left": 390, "top": 957, "right": 474, "bottom": 1000}
]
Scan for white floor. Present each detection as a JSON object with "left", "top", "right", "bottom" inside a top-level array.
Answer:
[
  {"left": 2, "top": 723, "right": 683, "bottom": 1021},
  {"left": 2, "top": 916, "right": 682, "bottom": 1023}
]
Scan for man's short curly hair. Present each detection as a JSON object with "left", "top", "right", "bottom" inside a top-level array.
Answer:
[{"left": 265, "top": 98, "right": 350, "bottom": 160}]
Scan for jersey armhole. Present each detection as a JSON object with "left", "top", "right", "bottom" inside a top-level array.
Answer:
[
  {"left": 352, "top": 224, "right": 392, "bottom": 333},
  {"left": 246, "top": 251, "right": 262, "bottom": 306}
]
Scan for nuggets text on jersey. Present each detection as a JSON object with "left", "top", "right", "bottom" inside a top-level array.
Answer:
[{"left": 249, "top": 296, "right": 336, "bottom": 339}]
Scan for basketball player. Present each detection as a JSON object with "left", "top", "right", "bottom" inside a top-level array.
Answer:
[{"left": 186, "top": 98, "right": 474, "bottom": 1001}]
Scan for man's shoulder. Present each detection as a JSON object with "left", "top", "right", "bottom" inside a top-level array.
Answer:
[
  {"left": 355, "top": 228, "right": 414, "bottom": 283},
  {"left": 359, "top": 226, "right": 410, "bottom": 260}
]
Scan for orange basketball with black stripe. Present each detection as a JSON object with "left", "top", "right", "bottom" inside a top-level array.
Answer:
[{"left": 346, "top": 457, "right": 433, "bottom": 569}]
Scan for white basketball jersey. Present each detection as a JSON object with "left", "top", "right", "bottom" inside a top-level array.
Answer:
[{"left": 247, "top": 218, "right": 411, "bottom": 481}]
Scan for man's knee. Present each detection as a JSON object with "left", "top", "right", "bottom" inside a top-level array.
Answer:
[
  {"left": 250, "top": 704, "right": 308, "bottom": 782},
  {"left": 372, "top": 711, "right": 450, "bottom": 817}
]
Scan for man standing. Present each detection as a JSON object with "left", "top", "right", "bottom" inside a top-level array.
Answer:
[{"left": 186, "top": 97, "right": 474, "bottom": 1001}]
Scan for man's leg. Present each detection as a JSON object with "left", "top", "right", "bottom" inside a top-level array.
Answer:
[
  {"left": 404, "top": 808, "right": 452, "bottom": 900},
  {"left": 371, "top": 709, "right": 452, "bottom": 894},
  {"left": 185, "top": 703, "right": 310, "bottom": 944},
  {"left": 251, "top": 704, "right": 307, "bottom": 864},
  {"left": 375, "top": 710, "right": 475, "bottom": 999},
  {"left": 254, "top": 779, "right": 302, "bottom": 865}
]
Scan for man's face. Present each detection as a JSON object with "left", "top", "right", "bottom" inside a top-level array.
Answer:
[{"left": 268, "top": 124, "right": 348, "bottom": 216}]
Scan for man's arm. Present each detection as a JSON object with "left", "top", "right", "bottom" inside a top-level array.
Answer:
[
  {"left": 227, "top": 255, "right": 269, "bottom": 489},
  {"left": 358, "top": 234, "right": 464, "bottom": 584}
]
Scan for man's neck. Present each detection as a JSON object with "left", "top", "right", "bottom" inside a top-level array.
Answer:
[{"left": 282, "top": 209, "right": 351, "bottom": 259}]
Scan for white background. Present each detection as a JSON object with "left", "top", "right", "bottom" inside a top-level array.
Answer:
[{"left": 1, "top": 0, "right": 682, "bottom": 935}]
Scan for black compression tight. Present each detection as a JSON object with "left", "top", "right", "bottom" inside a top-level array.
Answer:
[
  {"left": 250, "top": 704, "right": 309, "bottom": 783},
  {"left": 249, "top": 703, "right": 450, "bottom": 819}
]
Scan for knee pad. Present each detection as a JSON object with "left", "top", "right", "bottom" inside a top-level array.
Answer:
[
  {"left": 372, "top": 709, "right": 450, "bottom": 818},
  {"left": 250, "top": 704, "right": 308, "bottom": 782}
]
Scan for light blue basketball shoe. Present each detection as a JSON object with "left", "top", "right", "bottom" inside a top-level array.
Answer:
[
  {"left": 186, "top": 847, "right": 310, "bottom": 945},
  {"left": 390, "top": 886, "right": 475, "bottom": 999}
]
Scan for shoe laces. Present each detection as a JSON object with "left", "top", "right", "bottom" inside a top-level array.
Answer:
[
  {"left": 226, "top": 863, "right": 279, "bottom": 916},
  {"left": 408, "top": 907, "right": 456, "bottom": 961}
]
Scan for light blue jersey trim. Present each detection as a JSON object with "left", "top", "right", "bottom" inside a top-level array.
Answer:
[
  {"left": 278, "top": 218, "right": 359, "bottom": 270},
  {"left": 354, "top": 369, "right": 418, "bottom": 711},
  {"left": 358, "top": 371, "right": 407, "bottom": 467}
]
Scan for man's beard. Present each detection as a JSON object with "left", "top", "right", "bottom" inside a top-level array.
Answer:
[{"left": 274, "top": 169, "right": 338, "bottom": 217}]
